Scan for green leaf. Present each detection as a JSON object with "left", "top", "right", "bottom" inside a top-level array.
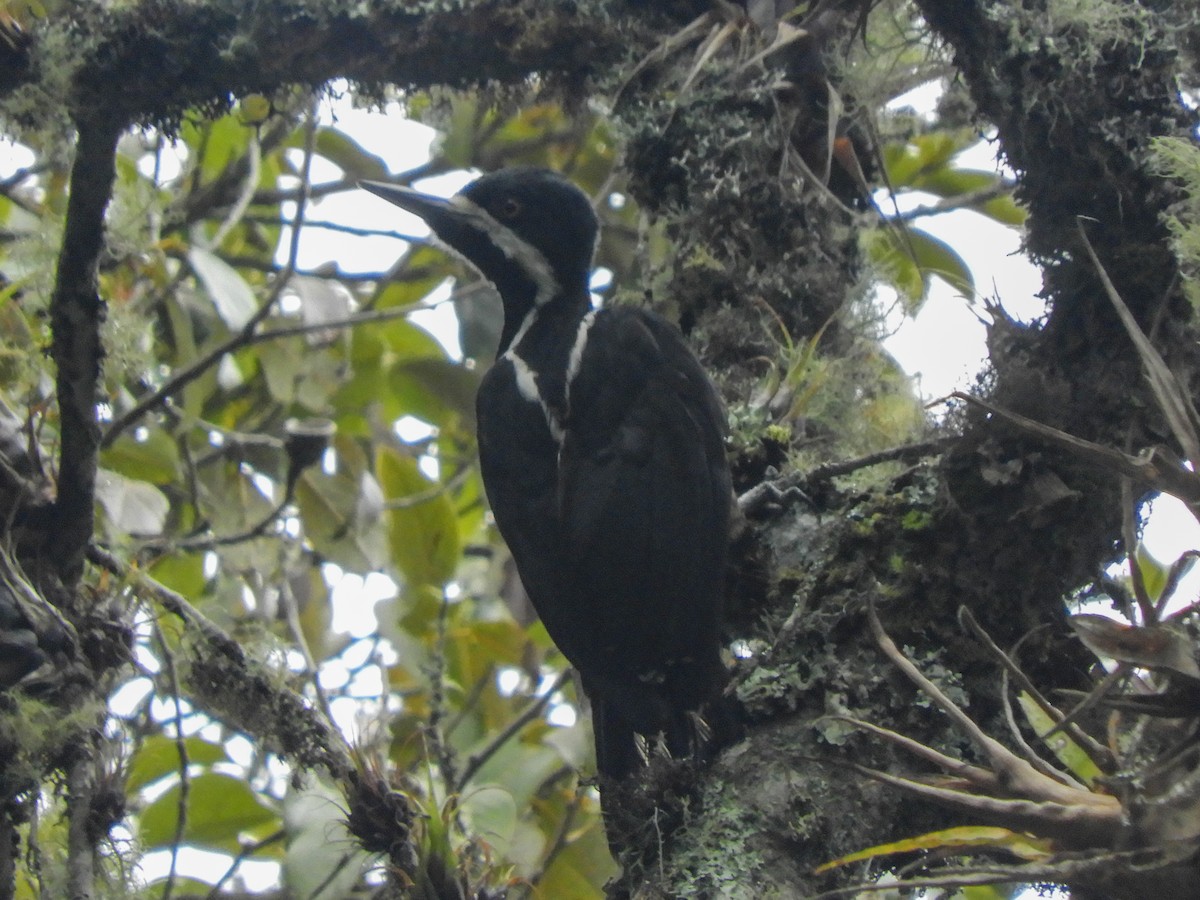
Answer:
[
  {"left": 378, "top": 316, "right": 448, "bottom": 358},
  {"left": 388, "top": 357, "right": 479, "bottom": 428},
  {"left": 979, "top": 193, "right": 1028, "bottom": 226},
  {"left": 311, "top": 126, "right": 390, "bottom": 180},
  {"left": 814, "top": 825, "right": 1052, "bottom": 874},
  {"left": 294, "top": 455, "right": 388, "bottom": 572},
  {"left": 1016, "top": 692, "right": 1104, "bottom": 784},
  {"left": 126, "top": 736, "right": 229, "bottom": 794},
  {"left": 138, "top": 771, "right": 279, "bottom": 853},
  {"left": 883, "top": 131, "right": 974, "bottom": 186},
  {"left": 181, "top": 114, "right": 254, "bottom": 184},
  {"left": 906, "top": 228, "right": 974, "bottom": 298},
  {"left": 101, "top": 430, "right": 180, "bottom": 485},
  {"left": 1135, "top": 542, "right": 1170, "bottom": 603},
  {"left": 372, "top": 247, "right": 451, "bottom": 309},
  {"left": 188, "top": 246, "right": 258, "bottom": 329},
  {"left": 148, "top": 554, "right": 207, "bottom": 599},
  {"left": 460, "top": 786, "right": 517, "bottom": 856},
  {"left": 377, "top": 447, "right": 460, "bottom": 586},
  {"left": 863, "top": 228, "right": 923, "bottom": 310},
  {"left": 910, "top": 166, "right": 996, "bottom": 196},
  {"left": 95, "top": 469, "right": 169, "bottom": 536},
  {"left": 282, "top": 781, "right": 368, "bottom": 900},
  {"left": 436, "top": 95, "right": 481, "bottom": 168},
  {"left": 533, "top": 815, "right": 615, "bottom": 899},
  {"left": 866, "top": 226, "right": 975, "bottom": 311}
]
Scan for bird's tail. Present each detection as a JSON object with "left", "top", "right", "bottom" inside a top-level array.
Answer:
[{"left": 591, "top": 689, "right": 744, "bottom": 780}]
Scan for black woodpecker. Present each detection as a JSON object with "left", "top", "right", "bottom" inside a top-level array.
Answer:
[{"left": 362, "top": 168, "right": 736, "bottom": 778}]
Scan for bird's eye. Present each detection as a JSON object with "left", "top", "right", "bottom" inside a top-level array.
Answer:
[{"left": 499, "top": 198, "right": 521, "bottom": 219}]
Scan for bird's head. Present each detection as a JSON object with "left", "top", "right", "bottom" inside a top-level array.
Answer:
[{"left": 362, "top": 168, "right": 599, "bottom": 315}]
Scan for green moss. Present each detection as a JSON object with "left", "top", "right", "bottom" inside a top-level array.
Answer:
[
  {"left": 668, "top": 787, "right": 769, "bottom": 899},
  {"left": 901, "top": 510, "right": 933, "bottom": 531},
  {"left": 0, "top": 694, "right": 101, "bottom": 795},
  {"left": 763, "top": 422, "right": 791, "bottom": 445},
  {"left": 1153, "top": 135, "right": 1200, "bottom": 310}
]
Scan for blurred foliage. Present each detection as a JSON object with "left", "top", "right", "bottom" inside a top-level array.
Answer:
[
  {"left": 867, "top": 128, "right": 1027, "bottom": 312},
  {"left": 2, "top": 94, "right": 625, "bottom": 897}
]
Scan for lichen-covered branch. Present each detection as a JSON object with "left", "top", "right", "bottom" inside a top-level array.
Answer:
[
  {"left": 4, "top": 0, "right": 674, "bottom": 132},
  {"left": 48, "top": 118, "right": 120, "bottom": 585}
]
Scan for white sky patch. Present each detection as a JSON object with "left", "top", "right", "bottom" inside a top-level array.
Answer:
[
  {"left": 108, "top": 677, "right": 154, "bottom": 717},
  {"left": 137, "top": 849, "right": 280, "bottom": 893},
  {"left": 329, "top": 568, "right": 397, "bottom": 637}
]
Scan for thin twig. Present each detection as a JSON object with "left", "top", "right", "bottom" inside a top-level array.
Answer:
[
  {"left": 998, "top": 665, "right": 1083, "bottom": 789},
  {"left": 526, "top": 781, "right": 586, "bottom": 890},
  {"left": 894, "top": 182, "right": 1015, "bottom": 221},
  {"left": 803, "top": 437, "right": 956, "bottom": 483},
  {"left": 426, "top": 591, "right": 459, "bottom": 789},
  {"left": 385, "top": 464, "right": 474, "bottom": 511},
  {"left": 202, "top": 830, "right": 286, "bottom": 900},
  {"left": 169, "top": 496, "right": 291, "bottom": 553},
  {"left": 945, "top": 391, "right": 1200, "bottom": 505},
  {"left": 155, "top": 621, "right": 190, "bottom": 900},
  {"left": 867, "top": 597, "right": 1102, "bottom": 808},
  {"left": 279, "top": 573, "right": 334, "bottom": 722},
  {"left": 86, "top": 544, "right": 356, "bottom": 780},
  {"left": 202, "top": 127, "right": 261, "bottom": 251},
  {"left": 100, "top": 299, "right": 441, "bottom": 449},
  {"left": 456, "top": 669, "right": 573, "bottom": 791},
  {"left": 957, "top": 606, "right": 1112, "bottom": 771},
  {"left": 242, "top": 214, "right": 429, "bottom": 241}
]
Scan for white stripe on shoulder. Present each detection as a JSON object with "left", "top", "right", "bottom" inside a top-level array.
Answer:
[
  {"left": 564, "top": 310, "right": 597, "bottom": 410},
  {"left": 505, "top": 308, "right": 538, "bottom": 356},
  {"left": 508, "top": 352, "right": 541, "bottom": 404},
  {"left": 505, "top": 352, "right": 565, "bottom": 444}
]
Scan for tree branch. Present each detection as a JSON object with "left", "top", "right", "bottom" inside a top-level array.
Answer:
[{"left": 49, "top": 118, "right": 121, "bottom": 584}]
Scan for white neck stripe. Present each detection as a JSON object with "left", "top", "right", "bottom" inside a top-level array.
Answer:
[
  {"left": 449, "top": 195, "right": 559, "bottom": 305},
  {"left": 506, "top": 352, "right": 564, "bottom": 444},
  {"left": 564, "top": 310, "right": 597, "bottom": 413},
  {"left": 504, "top": 308, "right": 538, "bottom": 357}
]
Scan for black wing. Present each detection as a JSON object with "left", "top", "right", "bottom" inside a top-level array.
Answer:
[
  {"left": 558, "top": 307, "right": 732, "bottom": 773},
  {"left": 475, "top": 357, "right": 564, "bottom": 627}
]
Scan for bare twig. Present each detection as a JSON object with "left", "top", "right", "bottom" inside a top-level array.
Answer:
[
  {"left": 866, "top": 599, "right": 1110, "bottom": 811},
  {"left": 202, "top": 830, "right": 286, "bottom": 900},
  {"left": 946, "top": 391, "right": 1200, "bottom": 505},
  {"left": 957, "top": 606, "right": 1112, "bottom": 771},
  {"left": 803, "top": 437, "right": 956, "bottom": 483},
  {"left": 527, "top": 780, "right": 586, "bottom": 890},
  {"left": 100, "top": 298, "right": 442, "bottom": 450},
  {"left": 279, "top": 573, "right": 333, "bottom": 722},
  {"left": 456, "top": 669, "right": 573, "bottom": 792},
  {"left": 894, "top": 182, "right": 1015, "bottom": 221},
  {"left": 155, "top": 621, "right": 190, "bottom": 900},
  {"left": 426, "top": 591, "right": 459, "bottom": 789},
  {"left": 202, "top": 127, "right": 262, "bottom": 251}
]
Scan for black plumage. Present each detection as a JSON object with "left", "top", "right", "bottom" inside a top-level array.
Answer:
[{"left": 363, "top": 168, "right": 735, "bottom": 777}]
